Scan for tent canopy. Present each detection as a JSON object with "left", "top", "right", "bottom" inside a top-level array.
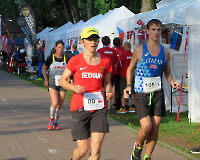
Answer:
[
  {"left": 115, "top": 0, "right": 200, "bottom": 32},
  {"left": 156, "top": 0, "right": 177, "bottom": 8},
  {"left": 68, "top": 6, "right": 134, "bottom": 39},
  {"left": 40, "top": 22, "right": 73, "bottom": 41},
  {"left": 9, "top": 37, "right": 25, "bottom": 45},
  {"left": 36, "top": 27, "right": 53, "bottom": 39}
]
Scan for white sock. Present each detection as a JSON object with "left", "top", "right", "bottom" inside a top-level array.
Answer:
[
  {"left": 50, "top": 106, "right": 56, "bottom": 120},
  {"left": 55, "top": 109, "right": 62, "bottom": 123}
]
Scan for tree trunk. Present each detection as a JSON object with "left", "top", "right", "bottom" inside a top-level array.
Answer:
[
  {"left": 129, "top": 0, "right": 135, "bottom": 13},
  {"left": 141, "top": 0, "right": 156, "bottom": 13},
  {"left": 69, "top": 0, "right": 81, "bottom": 23},
  {"left": 87, "top": 0, "right": 94, "bottom": 20},
  {"left": 62, "top": 0, "right": 74, "bottom": 23}
]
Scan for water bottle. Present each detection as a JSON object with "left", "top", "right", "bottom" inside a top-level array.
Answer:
[{"left": 18, "top": 67, "right": 20, "bottom": 74}]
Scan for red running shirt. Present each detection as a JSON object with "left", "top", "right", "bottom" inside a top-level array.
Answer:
[
  {"left": 119, "top": 50, "right": 134, "bottom": 79},
  {"left": 66, "top": 53, "right": 112, "bottom": 112},
  {"left": 112, "top": 47, "right": 124, "bottom": 75},
  {"left": 97, "top": 47, "right": 117, "bottom": 78}
]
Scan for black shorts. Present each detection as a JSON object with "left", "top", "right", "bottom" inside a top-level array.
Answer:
[
  {"left": 71, "top": 107, "right": 109, "bottom": 141},
  {"left": 135, "top": 89, "right": 166, "bottom": 121},
  {"left": 102, "top": 78, "right": 114, "bottom": 87},
  {"left": 119, "top": 76, "right": 135, "bottom": 96}
]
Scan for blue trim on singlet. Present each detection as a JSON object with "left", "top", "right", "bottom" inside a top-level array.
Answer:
[{"left": 135, "top": 43, "right": 166, "bottom": 93}]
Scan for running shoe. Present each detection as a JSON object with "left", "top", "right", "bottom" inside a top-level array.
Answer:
[
  {"left": 47, "top": 119, "right": 54, "bottom": 130},
  {"left": 190, "top": 146, "right": 200, "bottom": 153},
  {"left": 128, "top": 108, "right": 135, "bottom": 113},
  {"left": 54, "top": 122, "right": 60, "bottom": 130},
  {"left": 131, "top": 142, "right": 143, "bottom": 160},
  {"left": 116, "top": 108, "right": 126, "bottom": 113},
  {"left": 144, "top": 157, "right": 151, "bottom": 160}
]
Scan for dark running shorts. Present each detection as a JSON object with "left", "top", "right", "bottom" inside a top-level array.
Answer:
[
  {"left": 119, "top": 76, "right": 135, "bottom": 97},
  {"left": 102, "top": 78, "right": 114, "bottom": 87},
  {"left": 71, "top": 107, "right": 109, "bottom": 141},
  {"left": 135, "top": 89, "right": 166, "bottom": 121},
  {"left": 48, "top": 83, "right": 66, "bottom": 92}
]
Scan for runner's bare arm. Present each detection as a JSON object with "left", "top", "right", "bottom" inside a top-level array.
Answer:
[
  {"left": 59, "top": 68, "right": 85, "bottom": 94},
  {"left": 104, "top": 72, "right": 112, "bottom": 99},
  {"left": 164, "top": 48, "right": 179, "bottom": 89},
  {"left": 42, "top": 64, "right": 48, "bottom": 86}
]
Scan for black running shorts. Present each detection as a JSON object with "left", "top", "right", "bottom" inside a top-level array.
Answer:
[
  {"left": 119, "top": 76, "right": 135, "bottom": 97},
  {"left": 134, "top": 89, "right": 166, "bottom": 121},
  {"left": 71, "top": 107, "right": 109, "bottom": 141}
]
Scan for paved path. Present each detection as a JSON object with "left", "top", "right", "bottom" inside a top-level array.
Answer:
[{"left": 0, "top": 69, "right": 198, "bottom": 160}]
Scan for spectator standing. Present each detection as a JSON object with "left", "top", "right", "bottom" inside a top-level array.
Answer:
[
  {"left": 112, "top": 37, "right": 124, "bottom": 110},
  {"left": 117, "top": 42, "right": 135, "bottom": 113},
  {"left": 35, "top": 44, "right": 45, "bottom": 79},
  {"left": 1, "top": 49, "right": 8, "bottom": 69},
  {"left": 97, "top": 36, "right": 117, "bottom": 112},
  {"left": 63, "top": 44, "right": 74, "bottom": 83},
  {"left": 72, "top": 44, "right": 79, "bottom": 56},
  {"left": 63, "top": 44, "right": 73, "bottom": 59}
]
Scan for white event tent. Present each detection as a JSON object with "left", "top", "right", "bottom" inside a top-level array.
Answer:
[
  {"left": 156, "top": 0, "right": 177, "bottom": 9},
  {"left": 40, "top": 22, "right": 73, "bottom": 58},
  {"left": 36, "top": 27, "right": 53, "bottom": 40},
  {"left": 115, "top": 0, "right": 200, "bottom": 123},
  {"left": 68, "top": 6, "right": 135, "bottom": 49}
]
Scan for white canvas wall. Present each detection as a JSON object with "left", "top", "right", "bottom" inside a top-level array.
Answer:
[{"left": 188, "top": 25, "right": 200, "bottom": 122}]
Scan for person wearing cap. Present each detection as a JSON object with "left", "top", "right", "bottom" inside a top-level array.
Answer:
[
  {"left": 63, "top": 44, "right": 73, "bottom": 59},
  {"left": 59, "top": 28, "right": 112, "bottom": 160}
]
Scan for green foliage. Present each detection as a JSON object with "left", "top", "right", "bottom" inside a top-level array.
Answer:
[
  {"left": 0, "top": 0, "right": 161, "bottom": 32},
  {"left": 0, "top": 0, "right": 19, "bottom": 19}
]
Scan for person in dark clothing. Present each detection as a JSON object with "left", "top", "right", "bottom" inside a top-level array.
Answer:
[
  {"left": 63, "top": 44, "right": 73, "bottom": 59},
  {"left": 72, "top": 44, "right": 79, "bottom": 56},
  {"left": 31, "top": 46, "right": 38, "bottom": 66},
  {"left": 18, "top": 48, "right": 26, "bottom": 63},
  {"left": 35, "top": 44, "right": 45, "bottom": 79},
  {"left": 1, "top": 49, "right": 8, "bottom": 69},
  {"left": 63, "top": 44, "right": 73, "bottom": 83}
]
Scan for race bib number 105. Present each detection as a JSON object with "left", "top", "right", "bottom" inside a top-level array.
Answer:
[{"left": 143, "top": 76, "right": 161, "bottom": 93}]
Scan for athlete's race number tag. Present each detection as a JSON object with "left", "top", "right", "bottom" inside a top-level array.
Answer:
[
  {"left": 83, "top": 92, "right": 104, "bottom": 111},
  {"left": 143, "top": 76, "right": 161, "bottom": 93},
  {"left": 55, "top": 75, "right": 61, "bottom": 86}
]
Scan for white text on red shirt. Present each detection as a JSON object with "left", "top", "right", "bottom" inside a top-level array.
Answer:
[{"left": 82, "top": 72, "right": 102, "bottom": 79}]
